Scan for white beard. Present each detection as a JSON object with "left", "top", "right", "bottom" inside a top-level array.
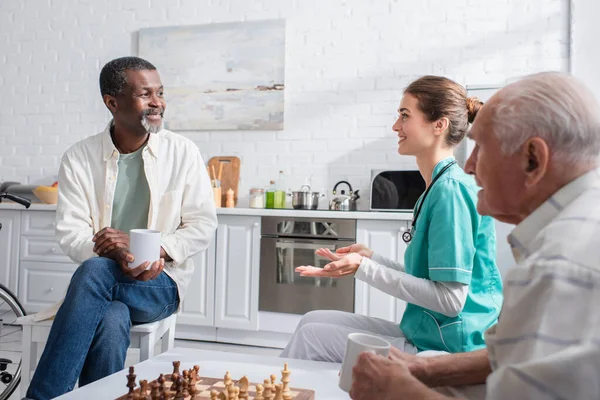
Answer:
[{"left": 141, "top": 116, "right": 163, "bottom": 134}]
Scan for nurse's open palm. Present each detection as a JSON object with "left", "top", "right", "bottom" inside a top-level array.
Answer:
[{"left": 296, "top": 253, "right": 363, "bottom": 277}]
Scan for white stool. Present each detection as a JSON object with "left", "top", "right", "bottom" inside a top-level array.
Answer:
[{"left": 17, "top": 313, "right": 177, "bottom": 397}]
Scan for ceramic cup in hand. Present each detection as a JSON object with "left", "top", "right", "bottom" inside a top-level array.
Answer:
[
  {"left": 339, "top": 333, "right": 391, "bottom": 392},
  {"left": 128, "top": 229, "right": 161, "bottom": 270}
]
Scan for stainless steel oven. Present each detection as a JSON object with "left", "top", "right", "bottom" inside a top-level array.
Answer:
[{"left": 259, "top": 216, "right": 356, "bottom": 315}]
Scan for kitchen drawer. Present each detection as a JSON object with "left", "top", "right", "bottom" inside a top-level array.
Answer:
[
  {"left": 21, "top": 212, "right": 57, "bottom": 236},
  {"left": 20, "top": 236, "right": 71, "bottom": 263},
  {"left": 19, "top": 261, "right": 77, "bottom": 312}
]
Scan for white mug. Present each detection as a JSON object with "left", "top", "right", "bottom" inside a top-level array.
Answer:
[
  {"left": 128, "top": 229, "right": 161, "bottom": 270},
  {"left": 339, "top": 333, "right": 391, "bottom": 393}
]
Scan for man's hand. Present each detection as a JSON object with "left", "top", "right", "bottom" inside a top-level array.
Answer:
[
  {"left": 350, "top": 353, "right": 448, "bottom": 400},
  {"left": 93, "top": 227, "right": 129, "bottom": 256},
  {"left": 388, "top": 347, "right": 430, "bottom": 383},
  {"left": 295, "top": 253, "right": 363, "bottom": 278},
  {"left": 111, "top": 248, "right": 165, "bottom": 282}
]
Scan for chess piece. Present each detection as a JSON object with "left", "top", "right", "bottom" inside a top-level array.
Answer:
[
  {"left": 157, "top": 374, "right": 166, "bottom": 393},
  {"left": 210, "top": 390, "right": 219, "bottom": 400},
  {"left": 188, "top": 372, "right": 197, "bottom": 396},
  {"left": 224, "top": 371, "right": 233, "bottom": 387},
  {"left": 218, "top": 391, "right": 227, "bottom": 400},
  {"left": 181, "top": 371, "right": 190, "bottom": 397},
  {"left": 281, "top": 363, "right": 292, "bottom": 400},
  {"left": 173, "top": 375, "right": 185, "bottom": 400},
  {"left": 263, "top": 379, "right": 273, "bottom": 400},
  {"left": 225, "top": 188, "right": 235, "bottom": 208},
  {"left": 136, "top": 380, "right": 149, "bottom": 400},
  {"left": 172, "top": 360, "right": 181, "bottom": 376},
  {"left": 274, "top": 383, "right": 283, "bottom": 400},
  {"left": 140, "top": 380, "right": 149, "bottom": 394},
  {"left": 269, "top": 374, "right": 277, "bottom": 400},
  {"left": 193, "top": 365, "right": 200, "bottom": 380},
  {"left": 238, "top": 375, "right": 249, "bottom": 400},
  {"left": 255, "top": 384, "right": 264, "bottom": 400},
  {"left": 227, "top": 382, "right": 236, "bottom": 399},
  {"left": 150, "top": 382, "right": 160, "bottom": 400},
  {"left": 234, "top": 386, "right": 240, "bottom": 400},
  {"left": 190, "top": 367, "right": 198, "bottom": 390},
  {"left": 127, "top": 366, "right": 137, "bottom": 398}
]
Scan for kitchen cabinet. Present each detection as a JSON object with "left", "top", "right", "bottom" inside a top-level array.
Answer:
[
  {"left": 177, "top": 242, "right": 217, "bottom": 327},
  {"left": 214, "top": 215, "right": 261, "bottom": 331},
  {"left": 354, "top": 219, "right": 408, "bottom": 323},
  {"left": 19, "top": 261, "right": 77, "bottom": 312},
  {"left": 0, "top": 210, "right": 21, "bottom": 293},
  {"left": 18, "top": 210, "right": 78, "bottom": 312},
  {"left": 2, "top": 204, "right": 414, "bottom": 347}
]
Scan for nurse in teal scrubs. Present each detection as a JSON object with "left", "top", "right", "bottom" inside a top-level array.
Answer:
[{"left": 281, "top": 76, "right": 503, "bottom": 362}]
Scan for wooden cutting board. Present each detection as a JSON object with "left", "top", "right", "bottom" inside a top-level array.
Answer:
[{"left": 207, "top": 156, "right": 241, "bottom": 207}]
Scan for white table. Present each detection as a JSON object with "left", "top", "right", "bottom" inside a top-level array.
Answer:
[{"left": 55, "top": 347, "right": 349, "bottom": 399}]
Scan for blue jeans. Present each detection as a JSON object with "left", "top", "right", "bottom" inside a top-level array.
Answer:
[{"left": 26, "top": 257, "right": 179, "bottom": 400}]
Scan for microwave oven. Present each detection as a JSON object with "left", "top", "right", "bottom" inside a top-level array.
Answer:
[{"left": 369, "top": 169, "right": 425, "bottom": 212}]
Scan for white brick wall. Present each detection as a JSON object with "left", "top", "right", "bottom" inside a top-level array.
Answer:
[{"left": 0, "top": 0, "right": 569, "bottom": 208}]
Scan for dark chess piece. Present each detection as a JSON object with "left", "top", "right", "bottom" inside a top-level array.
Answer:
[
  {"left": 181, "top": 371, "right": 190, "bottom": 397},
  {"left": 157, "top": 374, "right": 166, "bottom": 393},
  {"left": 150, "top": 382, "right": 160, "bottom": 400},
  {"left": 173, "top": 375, "right": 185, "bottom": 400},
  {"left": 126, "top": 366, "right": 137, "bottom": 398},
  {"left": 188, "top": 371, "right": 197, "bottom": 396},
  {"left": 140, "top": 380, "right": 149, "bottom": 395},
  {"left": 172, "top": 361, "right": 181, "bottom": 376},
  {"left": 135, "top": 379, "right": 150, "bottom": 400}
]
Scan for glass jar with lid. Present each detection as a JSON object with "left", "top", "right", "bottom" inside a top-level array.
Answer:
[{"left": 249, "top": 187, "right": 266, "bottom": 209}]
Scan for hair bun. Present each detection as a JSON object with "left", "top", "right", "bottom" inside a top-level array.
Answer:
[{"left": 466, "top": 96, "right": 483, "bottom": 123}]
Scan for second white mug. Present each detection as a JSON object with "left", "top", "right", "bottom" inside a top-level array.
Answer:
[{"left": 338, "top": 333, "right": 391, "bottom": 393}]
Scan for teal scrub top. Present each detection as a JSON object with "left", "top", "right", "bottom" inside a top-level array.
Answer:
[{"left": 400, "top": 157, "right": 503, "bottom": 353}]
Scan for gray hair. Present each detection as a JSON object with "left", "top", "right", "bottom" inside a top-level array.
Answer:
[
  {"left": 490, "top": 72, "right": 600, "bottom": 164},
  {"left": 99, "top": 56, "right": 156, "bottom": 97}
]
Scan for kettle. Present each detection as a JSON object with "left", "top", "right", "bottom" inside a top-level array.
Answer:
[{"left": 329, "top": 181, "right": 360, "bottom": 211}]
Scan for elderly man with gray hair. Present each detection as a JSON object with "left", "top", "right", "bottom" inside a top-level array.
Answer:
[{"left": 349, "top": 71, "right": 600, "bottom": 400}]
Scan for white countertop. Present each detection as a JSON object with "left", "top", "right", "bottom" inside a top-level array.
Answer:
[
  {"left": 0, "top": 202, "right": 57, "bottom": 211},
  {"left": 0, "top": 202, "right": 413, "bottom": 220},
  {"left": 55, "top": 347, "right": 348, "bottom": 399},
  {"left": 217, "top": 207, "right": 412, "bottom": 220}
]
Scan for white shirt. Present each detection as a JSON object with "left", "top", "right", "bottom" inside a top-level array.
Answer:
[
  {"left": 484, "top": 168, "right": 600, "bottom": 399},
  {"left": 33, "top": 122, "right": 218, "bottom": 321}
]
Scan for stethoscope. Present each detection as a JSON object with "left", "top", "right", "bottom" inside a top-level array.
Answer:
[{"left": 402, "top": 160, "right": 458, "bottom": 244}]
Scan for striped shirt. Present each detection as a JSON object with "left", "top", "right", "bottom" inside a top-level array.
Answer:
[{"left": 484, "top": 168, "right": 600, "bottom": 400}]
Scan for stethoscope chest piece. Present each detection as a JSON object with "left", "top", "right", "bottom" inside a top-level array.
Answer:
[{"left": 402, "top": 229, "right": 413, "bottom": 244}]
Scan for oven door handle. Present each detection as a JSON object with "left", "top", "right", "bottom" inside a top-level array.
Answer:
[{"left": 271, "top": 238, "right": 353, "bottom": 249}]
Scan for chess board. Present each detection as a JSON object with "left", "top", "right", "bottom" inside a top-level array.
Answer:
[
  {"left": 116, "top": 362, "right": 315, "bottom": 400},
  {"left": 116, "top": 376, "right": 315, "bottom": 399}
]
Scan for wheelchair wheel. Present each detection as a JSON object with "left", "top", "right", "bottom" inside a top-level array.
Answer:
[{"left": 0, "top": 283, "right": 26, "bottom": 400}]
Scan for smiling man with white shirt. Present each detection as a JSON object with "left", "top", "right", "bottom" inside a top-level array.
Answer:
[
  {"left": 349, "top": 71, "right": 600, "bottom": 400},
  {"left": 25, "top": 57, "right": 217, "bottom": 400}
]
